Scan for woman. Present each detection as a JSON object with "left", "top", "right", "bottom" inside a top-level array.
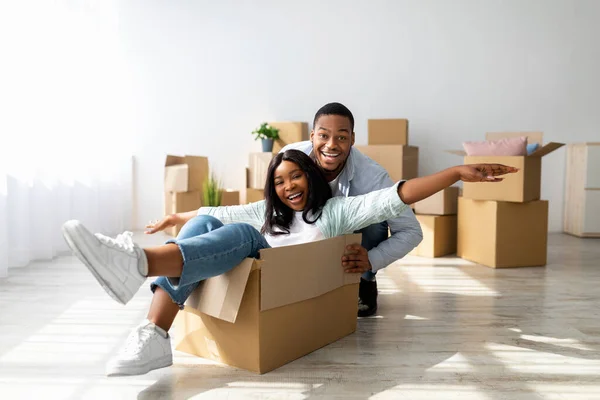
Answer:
[{"left": 62, "top": 149, "right": 517, "bottom": 376}]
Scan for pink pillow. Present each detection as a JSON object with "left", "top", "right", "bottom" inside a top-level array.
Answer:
[{"left": 463, "top": 136, "right": 528, "bottom": 156}]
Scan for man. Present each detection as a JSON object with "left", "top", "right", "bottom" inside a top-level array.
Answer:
[{"left": 282, "top": 102, "right": 423, "bottom": 317}]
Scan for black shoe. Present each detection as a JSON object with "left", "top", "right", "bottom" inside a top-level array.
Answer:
[{"left": 358, "top": 278, "right": 378, "bottom": 317}]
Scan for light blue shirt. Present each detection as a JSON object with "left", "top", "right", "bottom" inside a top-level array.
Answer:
[{"left": 198, "top": 182, "right": 410, "bottom": 255}]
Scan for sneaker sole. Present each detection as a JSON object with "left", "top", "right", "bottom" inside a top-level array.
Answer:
[
  {"left": 106, "top": 355, "right": 173, "bottom": 376},
  {"left": 61, "top": 221, "right": 128, "bottom": 305}
]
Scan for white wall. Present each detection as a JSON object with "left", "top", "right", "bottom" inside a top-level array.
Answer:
[{"left": 119, "top": 0, "right": 600, "bottom": 231}]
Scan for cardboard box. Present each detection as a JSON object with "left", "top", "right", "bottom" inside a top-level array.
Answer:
[
  {"left": 410, "top": 215, "right": 457, "bottom": 257},
  {"left": 368, "top": 119, "right": 409, "bottom": 145},
  {"left": 457, "top": 197, "right": 549, "bottom": 268},
  {"left": 246, "top": 188, "right": 264, "bottom": 204},
  {"left": 164, "top": 191, "right": 202, "bottom": 237},
  {"left": 173, "top": 234, "right": 362, "bottom": 374},
  {"left": 164, "top": 155, "right": 209, "bottom": 193},
  {"left": 269, "top": 122, "right": 309, "bottom": 154},
  {"left": 449, "top": 132, "right": 564, "bottom": 202},
  {"left": 220, "top": 190, "right": 240, "bottom": 206},
  {"left": 414, "top": 187, "right": 459, "bottom": 215},
  {"left": 355, "top": 145, "right": 418, "bottom": 181},
  {"left": 248, "top": 152, "right": 274, "bottom": 189}
]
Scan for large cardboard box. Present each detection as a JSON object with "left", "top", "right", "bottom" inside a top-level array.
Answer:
[
  {"left": 414, "top": 187, "right": 459, "bottom": 215},
  {"left": 248, "top": 152, "right": 274, "bottom": 189},
  {"left": 164, "top": 155, "right": 209, "bottom": 193},
  {"left": 457, "top": 197, "right": 549, "bottom": 268},
  {"left": 449, "top": 133, "right": 564, "bottom": 202},
  {"left": 173, "top": 234, "right": 362, "bottom": 374},
  {"left": 220, "top": 190, "right": 240, "bottom": 206},
  {"left": 164, "top": 191, "right": 202, "bottom": 237},
  {"left": 368, "top": 119, "right": 409, "bottom": 145},
  {"left": 355, "top": 145, "right": 418, "bottom": 181},
  {"left": 269, "top": 122, "right": 309, "bottom": 154},
  {"left": 410, "top": 215, "right": 457, "bottom": 258}
]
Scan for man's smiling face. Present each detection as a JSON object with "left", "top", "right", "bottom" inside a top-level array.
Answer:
[{"left": 310, "top": 114, "right": 355, "bottom": 181}]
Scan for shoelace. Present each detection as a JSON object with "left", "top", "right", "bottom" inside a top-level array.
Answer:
[
  {"left": 95, "top": 231, "right": 135, "bottom": 253},
  {"left": 122, "top": 325, "right": 154, "bottom": 355}
]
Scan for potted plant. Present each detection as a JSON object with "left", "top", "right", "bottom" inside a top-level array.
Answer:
[
  {"left": 203, "top": 174, "right": 222, "bottom": 206},
  {"left": 252, "top": 122, "right": 280, "bottom": 152}
]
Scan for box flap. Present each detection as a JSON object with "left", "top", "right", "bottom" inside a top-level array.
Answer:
[
  {"left": 164, "top": 164, "right": 189, "bottom": 192},
  {"left": 446, "top": 150, "right": 467, "bottom": 156},
  {"left": 485, "top": 132, "right": 544, "bottom": 145},
  {"left": 184, "top": 258, "right": 255, "bottom": 323},
  {"left": 165, "top": 154, "right": 185, "bottom": 167},
  {"left": 259, "top": 234, "right": 362, "bottom": 312},
  {"left": 528, "top": 142, "right": 565, "bottom": 158}
]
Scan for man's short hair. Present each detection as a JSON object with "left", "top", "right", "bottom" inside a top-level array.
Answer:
[{"left": 313, "top": 102, "right": 354, "bottom": 132}]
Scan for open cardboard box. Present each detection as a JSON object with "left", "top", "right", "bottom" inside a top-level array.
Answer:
[
  {"left": 448, "top": 132, "right": 564, "bottom": 202},
  {"left": 173, "top": 234, "right": 362, "bottom": 374}
]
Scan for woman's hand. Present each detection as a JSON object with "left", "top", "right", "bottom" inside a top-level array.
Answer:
[
  {"left": 458, "top": 164, "right": 519, "bottom": 182},
  {"left": 145, "top": 214, "right": 179, "bottom": 234}
]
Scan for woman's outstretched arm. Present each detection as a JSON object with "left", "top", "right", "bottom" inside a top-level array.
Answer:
[{"left": 398, "top": 164, "right": 518, "bottom": 204}]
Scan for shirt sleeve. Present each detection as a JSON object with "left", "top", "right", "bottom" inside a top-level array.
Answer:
[
  {"left": 196, "top": 201, "right": 266, "bottom": 231},
  {"left": 324, "top": 182, "right": 410, "bottom": 235},
  {"left": 366, "top": 175, "right": 423, "bottom": 273}
]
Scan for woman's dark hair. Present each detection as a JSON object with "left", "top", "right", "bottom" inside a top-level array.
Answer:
[{"left": 261, "top": 149, "right": 333, "bottom": 235}]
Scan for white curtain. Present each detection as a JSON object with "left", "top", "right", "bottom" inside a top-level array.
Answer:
[{"left": 0, "top": 1, "right": 133, "bottom": 278}]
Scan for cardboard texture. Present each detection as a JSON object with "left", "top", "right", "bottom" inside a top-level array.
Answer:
[
  {"left": 355, "top": 145, "right": 419, "bottom": 181},
  {"left": 164, "top": 155, "right": 209, "bottom": 193},
  {"left": 449, "top": 133, "right": 564, "bottom": 202},
  {"left": 368, "top": 119, "right": 409, "bottom": 145},
  {"left": 457, "top": 197, "right": 549, "bottom": 268},
  {"left": 220, "top": 190, "right": 240, "bottom": 206},
  {"left": 269, "top": 122, "right": 309, "bottom": 154},
  {"left": 248, "top": 152, "right": 274, "bottom": 189},
  {"left": 410, "top": 215, "right": 457, "bottom": 258},
  {"left": 164, "top": 191, "right": 202, "bottom": 237},
  {"left": 245, "top": 188, "right": 264, "bottom": 204},
  {"left": 173, "top": 234, "right": 362, "bottom": 374},
  {"left": 414, "top": 187, "right": 459, "bottom": 215}
]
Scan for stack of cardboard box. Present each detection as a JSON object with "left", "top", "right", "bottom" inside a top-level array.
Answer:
[
  {"left": 245, "top": 121, "right": 310, "bottom": 204},
  {"left": 164, "top": 155, "right": 209, "bottom": 237},
  {"left": 410, "top": 187, "right": 459, "bottom": 257},
  {"left": 164, "top": 154, "right": 240, "bottom": 236},
  {"left": 355, "top": 119, "right": 419, "bottom": 182},
  {"left": 452, "top": 132, "right": 564, "bottom": 268}
]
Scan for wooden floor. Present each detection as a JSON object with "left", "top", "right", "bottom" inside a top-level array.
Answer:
[{"left": 1, "top": 233, "right": 599, "bottom": 400}]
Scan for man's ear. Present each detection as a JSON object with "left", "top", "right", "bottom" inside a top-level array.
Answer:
[
  {"left": 310, "top": 130, "right": 315, "bottom": 142},
  {"left": 351, "top": 131, "right": 355, "bottom": 146}
]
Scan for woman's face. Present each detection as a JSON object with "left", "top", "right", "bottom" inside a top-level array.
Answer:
[{"left": 273, "top": 160, "right": 309, "bottom": 211}]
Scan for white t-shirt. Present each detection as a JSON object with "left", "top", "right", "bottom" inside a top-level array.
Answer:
[
  {"left": 328, "top": 173, "right": 342, "bottom": 197},
  {"left": 264, "top": 211, "right": 325, "bottom": 247}
]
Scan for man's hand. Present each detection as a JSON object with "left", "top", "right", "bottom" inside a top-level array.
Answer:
[
  {"left": 145, "top": 214, "right": 179, "bottom": 234},
  {"left": 342, "top": 244, "right": 372, "bottom": 274}
]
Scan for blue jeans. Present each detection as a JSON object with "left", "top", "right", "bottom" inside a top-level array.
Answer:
[
  {"left": 357, "top": 221, "right": 389, "bottom": 281},
  {"left": 151, "top": 215, "right": 271, "bottom": 308}
]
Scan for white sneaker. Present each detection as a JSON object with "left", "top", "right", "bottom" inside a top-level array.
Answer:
[
  {"left": 61, "top": 220, "right": 147, "bottom": 305},
  {"left": 106, "top": 320, "right": 173, "bottom": 376}
]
